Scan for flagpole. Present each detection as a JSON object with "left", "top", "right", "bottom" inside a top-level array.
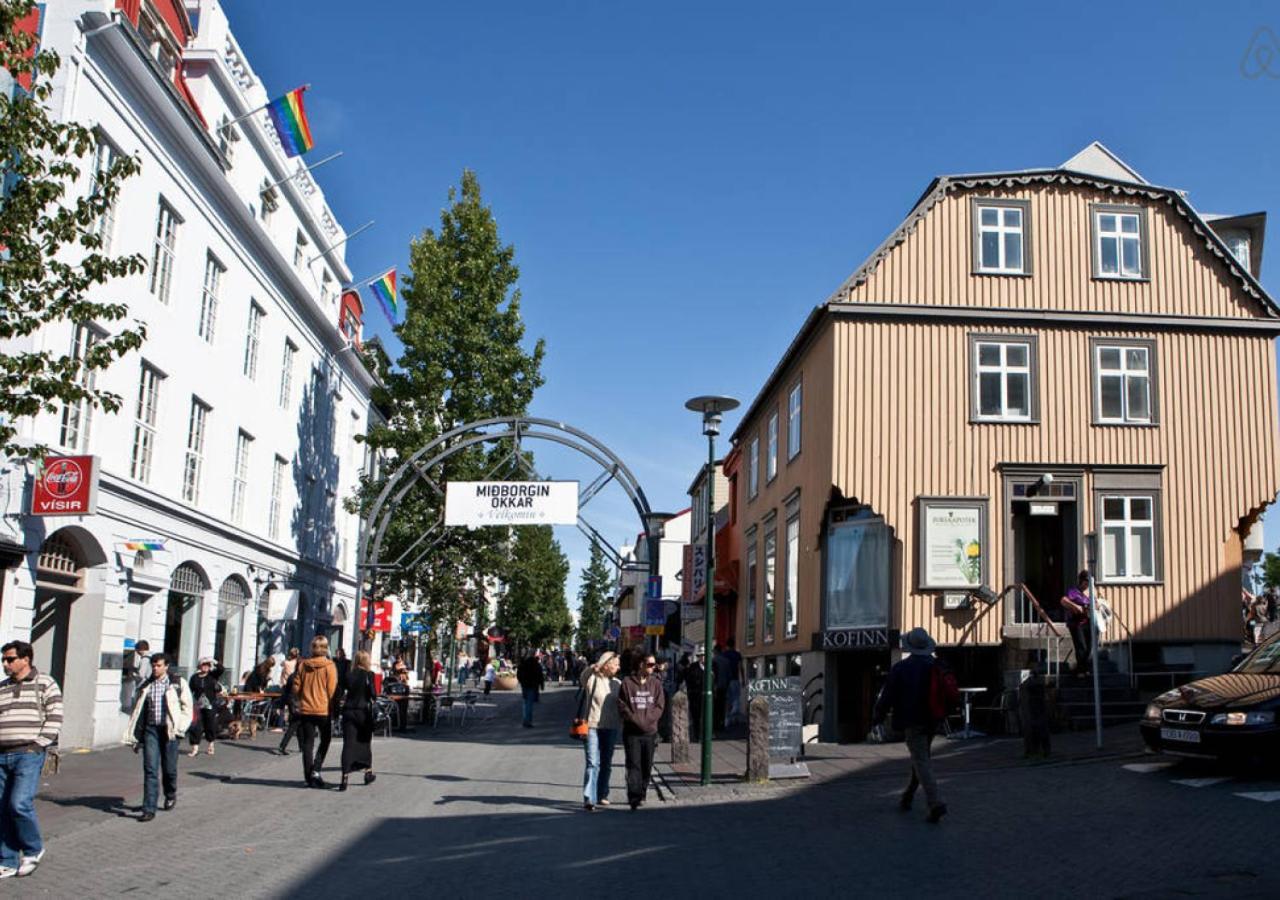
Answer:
[
  {"left": 261, "top": 151, "right": 343, "bottom": 192},
  {"left": 220, "top": 83, "right": 312, "bottom": 131},
  {"left": 348, "top": 266, "right": 396, "bottom": 290},
  {"left": 309, "top": 220, "right": 374, "bottom": 265}
]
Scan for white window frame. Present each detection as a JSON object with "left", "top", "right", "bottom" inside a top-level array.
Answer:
[
  {"left": 130, "top": 362, "right": 163, "bottom": 483},
  {"left": 59, "top": 324, "right": 101, "bottom": 451},
  {"left": 763, "top": 524, "right": 777, "bottom": 643},
  {"left": 787, "top": 382, "right": 802, "bottom": 460},
  {"left": 90, "top": 136, "right": 119, "bottom": 253},
  {"left": 1093, "top": 342, "right": 1153, "bottom": 425},
  {"left": 182, "top": 397, "right": 210, "bottom": 504},
  {"left": 321, "top": 270, "right": 336, "bottom": 309},
  {"left": 244, "top": 301, "right": 264, "bottom": 379},
  {"left": 149, "top": 199, "right": 178, "bottom": 304},
  {"left": 294, "top": 230, "right": 308, "bottom": 268},
  {"left": 230, "top": 430, "right": 253, "bottom": 525},
  {"left": 198, "top": 253, "right": 224, "bottom": 342},
  {"left": 279, "top": 339, "right": 297, "bottom": 408},
  {"left": 766, "top": 412, "right": 779, "bottom": 482},
  {"left": 1099, "top": 494, "right": 1156, "bottom": 583},
  {"left": 784, "top": 507, "right": 799, "bottom": 639},
  {"left": 972, "top": 338, "right": 1034, "bottom": 422},
  {"left": 745, "top": 530, "right": 757, "bottom": 647},
  {"left": 1093, "top": 207, "right": 1145, "bottom": 279},
  {"left": 974, "top": 201, "right": 1029, "bottom": 274},
  {"left": 216, "top": 115, "right": 239, "bottom": 164},
  {"left": 748, "top": 437, "right": 760, "bottom": 499},
  {"left": 268, "top": 455, "right": 287, "bottom": 540}
]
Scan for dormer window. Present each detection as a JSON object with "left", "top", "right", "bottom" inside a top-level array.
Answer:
[
  {"left": 216, "top": 116, "right": 240, "bottom": 165},
  {"left": 138, "top": 7, "right": 179, "bottom": 77},
  {"left": 1224, "top": 231, "right": 1251, "bottom": 270},
  {"left": 971, "top": 198, "right": 1030, "bottom": 275},
  {"left": 1091, "top": 204, "right": 1149, "bottom": 280}
]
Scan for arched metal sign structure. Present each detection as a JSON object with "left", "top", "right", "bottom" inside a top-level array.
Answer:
[{"left": 357, "top": 416, "right": 664, "bottom": 641}]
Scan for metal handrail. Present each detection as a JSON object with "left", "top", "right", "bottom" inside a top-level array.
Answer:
[
  {"left": 1100, "top": 597, "right": 1137, "bottom": 689},
  {"left": 957, "top": 583, "right": 1069, "bottom": 679}
]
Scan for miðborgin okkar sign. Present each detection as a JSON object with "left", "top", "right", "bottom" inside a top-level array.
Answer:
[{"left": 31, "top": 455, "right": 99, "bottom": 516}]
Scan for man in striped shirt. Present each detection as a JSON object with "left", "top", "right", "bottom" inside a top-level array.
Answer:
[{"left": 0, "top": 640, "right": 63, "bottom": 879}]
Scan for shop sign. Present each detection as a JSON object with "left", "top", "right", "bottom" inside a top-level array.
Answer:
[
  {"left": 444, "top": 480, "right": 579, "bottom": 526},
  {"left": 917, "top": 497, "right": 988, "bottom": 590},
  {"left": 31, "top": 455, "right": 99, "bottom": 516},
  {"left": 814, "top": 626, "right": 897, "bottom": 652},
  {"left": 357, "top": 598, "right": 393, "bottom": 632},
  {"left": 644, "top": 598, "right": 665, "bottom": 627},
  {"left": 748, "top": 676, "right": 803, "bottom": 759},
  {"left": 1028, "top": 502, "right": 1057, "bottom": 516}
]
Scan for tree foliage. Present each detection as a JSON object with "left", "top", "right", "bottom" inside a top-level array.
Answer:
[
  {"left": 0, "top": 0, "right": 147, "bottom": 459},
  {"left": 356, "top": 170, "right": 545, "bottom": 621},
  {"left": 497, "top": 525, "right": 571, "bottom": 653},
  {"left": 575, "top": 540, "right": 612, "bottom": 650},
  {"left": 1260, "top": 551, "right": 1280, "bottom": 592}
]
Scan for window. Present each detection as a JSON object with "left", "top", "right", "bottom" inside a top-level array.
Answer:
[
  {"left": 321, "top": 270, "right": 336, "bottom": 309},
  {"left": 90, "top": 136, "right": 119, "bottom": 252},
  {"left": 149, "top": 199, "right": 179, "bottom": 304},
  {"left": 766, "top": 412, "right": 778, "bottom": 482},
  {"left": 279, "top": 339, "right": 297, "bottom": 408},
  {"left": 230, "top": 430, "right": 253, "bottom": 524},
  {"left": 970, "top": 336, "right": 1037, "bottom": 422},
  {"left": 182, "top": 398, "right": 210, "bottom": 504},
  {"left": 259, "top": 180, "right": 278, "bottom": 226},
  {"left": 294, "top": 230, "right": 308, "bottom": 268},
  {"left": 1092, "top": 204, "right": 1148, "bottom": 279},
  {"left": 198, "top": 253, "right": 224, "bottom": 342},
  {"left": 825, "top": 507, "right": 891, "bottom": 628},
  {"left": 763, "top": 524, "right": 777, "bottom": 643},
  {"left": 1100, "top": 495, "right": 1156, "bottom": 582},
  {"left": 745, "top": 530, "right": 758, "bottom": 647},
  {"left": 1092, "top": 339, "right": 1155, "bottom": 425},
  {"left": 59, "top": 324, "right": 100, "bottom": 451},
  {"left": 244, "top": 302, "right": 264, "bottom": 379},
  {"left": 784, "top": 501, "right": 799, "bottom": 639},
  {"left": 748, "top": 437, "right": 760, "bottom": 499},
  {"left": 972, "top": 199, "right": 1030, "bottom": 274},
  {"left": 787, "top": 383, "right": 802, "bottom": 460},
  {"left": 216, "top": 116, "right": 239, "bottom": 164},
  {"left": 1224, "top": 232, "right": 1251, "bottom": 270},
  {"left": 268, "top": 455, "right": 287, "bottom": 540},
  {"left": 130, "top": 363, "right": 163, "bottom": 483}
]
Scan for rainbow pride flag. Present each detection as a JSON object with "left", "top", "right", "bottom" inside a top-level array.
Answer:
[
  {"left": 266, "top": 87, "right": 314, "bottom": 157},
  {"left": 120, "top": 540, "right": 166, "bottom": 552},
  {"left": 368, "top": 268, "right": 399, "bottom": 323}
]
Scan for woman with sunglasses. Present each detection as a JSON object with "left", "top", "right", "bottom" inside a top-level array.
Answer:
[{"left": 617, "top": 653, "right": 666, "bottom": 810}]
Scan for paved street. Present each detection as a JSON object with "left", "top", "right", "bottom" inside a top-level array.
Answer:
[{"left": 6, "top": 686, "right": 1278, "bottom": 898}]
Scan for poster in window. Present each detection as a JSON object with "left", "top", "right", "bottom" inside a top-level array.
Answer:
[{"left": 918, "top": 498, "right": 987, "bottom": 590}]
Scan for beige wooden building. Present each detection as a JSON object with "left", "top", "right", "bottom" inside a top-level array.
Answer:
[{"left": 729, "top": 143, "right": 1280, "bottom": 741}]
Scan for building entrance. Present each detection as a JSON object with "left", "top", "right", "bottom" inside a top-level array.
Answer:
[{"left": 1010, "top": 499, "right": 1078, "bottom": 623}]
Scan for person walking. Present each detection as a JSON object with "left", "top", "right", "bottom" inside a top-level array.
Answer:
[
  {"left": 339, "top": 651, "right": 378, "bottom": 791},
  {"left": 517, "top": 653, "right": 545, "bottom": 728},
  {"left": 124, "top": 652, "right": 193, "bottom": 822},
  {"left": 0, "top": 640, "right": 63, "bottom": 878},
  {"left": 187, "top": 657, "right": 223, "bottom": 757},
  {"left": 617, "top": 652, "right": 665, "bottom": 810},
  {"left": 871, "top": 628, "right": 956, "bottom": 824},
  {"left": 482, "top": 659, "right": 496, "bottom": 695},
  {"left": 276, "top": 647, "right": 301, "bottom": 729},
  {"left": 723, "top": 638, "right": 744, "bottom": 726},
  {"left": 580, "top": 651, "right": 621, "bottom": 811},
  {"left": 1060, "top": 570, "right": 1094, "bottom": 673},
  {"left": 333, "top": 646, "right": 350, "bottom": 688},
  {"left": 274, "top": 664, "right": 304, "bottom": 755},
  {"left": 684, "top": 649, "right": 706, "bottom": 741},
  {"left": 712, "top": 644, "right": 730, "bottom": 733},
  {"left": 294, "top": 636, "right": 338, "bottom": 788}
]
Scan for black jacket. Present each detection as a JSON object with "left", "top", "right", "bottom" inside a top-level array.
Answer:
[
  {"left": 516, "top": 657, "right": 545, "bottom": 691},
  {"left": 873, "top": 654, "right": 941, "bottom": 733},
  {"left": 189, "top": 666, "right": 224, "bottom": 707}
]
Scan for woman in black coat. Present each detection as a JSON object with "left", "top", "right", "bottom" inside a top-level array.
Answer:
[
  {"left": 188, "top": 656, "right": 224, "bottom": 756},
  {"left": 340, "top": 650, "right": 377, "bottom": 791}
]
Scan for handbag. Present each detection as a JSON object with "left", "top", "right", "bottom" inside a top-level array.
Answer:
[{"left": 570, "top": 675, "right": 595, "bottom": 741}]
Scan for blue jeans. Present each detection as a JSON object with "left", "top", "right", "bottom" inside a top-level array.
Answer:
[
  {"left": 0, "top": 750, "right": 45, "bottom": 868},
  {"left": 521, "top": 687, "right": 539, "bottom": 725},
  {"left": 582, "top": 727, "right": 618, "bottom": 804},
  {"left": 141, "top": 724, "right": 178, "bottom": 813}
]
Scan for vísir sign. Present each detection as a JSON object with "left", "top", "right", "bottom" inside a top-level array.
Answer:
[{"left": 444, "top": 481, "right": 579, "bottom": 527}]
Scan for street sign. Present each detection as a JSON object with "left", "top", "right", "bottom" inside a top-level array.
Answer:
[
  {"left": 401, "top": 612, "right": 428, "bottom": 633},
  {"left": 608, "top": 625, "right": 621, "bottom": 639},
  {"left": 645, "top": 626, "right": 664, "bottom": 636},
  {"left": 444, "top": 480, "right": 579, "bottom": 526},
  {"left": 646, "top": 575, "right": 662, "bottom": 600},
  {"left": 644, "top": 598, "right": 665, "bottom": 628}
]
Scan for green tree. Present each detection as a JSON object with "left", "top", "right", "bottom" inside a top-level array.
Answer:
[
  {"left": 575, "top": 540, "right": 612, "bottom": 651},
  {"left": 497, "top": 525, "right": 571, "bottom": 653},
  {"left": 355, "top": 170, "right": 545, "bottom": 621},
  {"left": 1260, "top": 551, "right": 1280, "bottom": 592},
  {"left": 0, "top": 0, "right": 147, "bottom": 459}
]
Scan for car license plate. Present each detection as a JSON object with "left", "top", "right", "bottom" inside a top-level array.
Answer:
[{"left": 1160, "top": 727, "right": 1200, "bottom": 744}]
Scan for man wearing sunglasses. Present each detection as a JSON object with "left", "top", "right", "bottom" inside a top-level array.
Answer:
[
  {"left": 617, "top": 654, "right": 666, "bottom": 810},
  {"left": 0, "top": 640, "right": 63, "bottom": 879}
]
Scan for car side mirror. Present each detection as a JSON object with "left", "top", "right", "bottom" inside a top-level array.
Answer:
[{"left": 1229, "top": 653, "right": 1246, "bottom": 670}]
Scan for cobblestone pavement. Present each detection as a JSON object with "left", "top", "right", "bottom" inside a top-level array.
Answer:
[{"left": 11, "top": 686, "right": 1280, "bottom": 898}]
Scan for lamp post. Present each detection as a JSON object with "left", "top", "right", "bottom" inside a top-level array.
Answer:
[
  {"left": 685, "top": 394, "right": 739, "bottom": 786},
  {"left": 642, "top": 512, "right": 673, "bottom": 657},
  {"left": 1084, "top": 531, "right": 1103, "bottom": 750}
]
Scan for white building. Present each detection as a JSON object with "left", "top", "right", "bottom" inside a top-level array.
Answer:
[{"left": 0, "top": 0, "right": 376, "bottom": 747}]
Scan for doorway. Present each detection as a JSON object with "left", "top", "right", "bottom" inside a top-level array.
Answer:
[
  {"left": 1010, "top": 500, "right": 1078, "bottom": 623},
  {"left": 166, "top": 563, "right": 208, "bottom": 676}
]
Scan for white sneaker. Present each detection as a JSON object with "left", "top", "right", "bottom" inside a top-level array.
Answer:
[
  {"left": 17, "top": 849, "right": 44, "bottom": 877},
  {"left": 0, "top": 865, "right": 18, "bottom": 878}
]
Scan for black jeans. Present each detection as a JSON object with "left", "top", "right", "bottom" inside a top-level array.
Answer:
[
  {"left": 1068, "top": 620, "right": 1093, "bottom": 672},
  {"left": 623, "top": 731, "right": 657, "bottom": 805},
  {"left": 191, "top": 707, "right": 218, "bottom": 745},
  {"left": 278, "top": 716, "right": 301, "bottom": 752},
  {"left": 298, "top": 715, "right": 332, "bottom": 782}
]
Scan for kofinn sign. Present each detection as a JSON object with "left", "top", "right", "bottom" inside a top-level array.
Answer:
[
  {"left": 814, "top": 627, "right": 897, "bottom": 652},
  {"left": 444, "top": 480, "right": 579, "bottom": 527}
]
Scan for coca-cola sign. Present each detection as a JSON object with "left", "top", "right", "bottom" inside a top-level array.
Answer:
[{"left": 32, "top": 455, "right": 98, "bottom": 516}]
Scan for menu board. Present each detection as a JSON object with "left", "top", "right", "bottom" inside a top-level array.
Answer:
[
  {"left": 919, "top": 499, "right": 987, "bottom": 590},
  {"left": 749, "top": 676, "right": 803, "bottom": 759}
]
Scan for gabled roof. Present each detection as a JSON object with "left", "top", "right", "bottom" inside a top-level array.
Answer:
[{"left": 1060, "top": 141, "right": 1147, "bottom": 184}]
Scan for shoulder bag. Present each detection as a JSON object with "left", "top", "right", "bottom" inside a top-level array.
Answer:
[{"left": 570, "top": 675, "right": 595, "bottom": 740}]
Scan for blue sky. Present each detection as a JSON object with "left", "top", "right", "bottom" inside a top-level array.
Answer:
[{"left": 225, "top": 0, "right": 1280, "bottom": 603}]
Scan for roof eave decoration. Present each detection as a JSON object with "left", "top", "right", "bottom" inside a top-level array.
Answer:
[{"left": 825, "top": 169, "right": 1279, "bottom": 318}]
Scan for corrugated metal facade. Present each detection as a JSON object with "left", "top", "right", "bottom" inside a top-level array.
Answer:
[{"left": 734, "top": 178, "right": 1280, "bottom": 656}]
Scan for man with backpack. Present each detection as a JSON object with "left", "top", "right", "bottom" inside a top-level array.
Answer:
[{"left": 872, "top": 628, "right": 957, "bottom": 823}]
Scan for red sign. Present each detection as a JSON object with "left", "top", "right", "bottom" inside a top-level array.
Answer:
[
  {"left": 357, "top": 598, "right": 393, "bottom": 632},
  {"left": 31, "top": 455, "right": 99, "bottom": 516}
]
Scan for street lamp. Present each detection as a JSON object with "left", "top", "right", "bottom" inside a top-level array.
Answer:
[
  {"left": 642, "top": 512, "right": 673, "bottom": 657},
  {"left": 685, "top": 394, "right": 739, "bottom": 786}
]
